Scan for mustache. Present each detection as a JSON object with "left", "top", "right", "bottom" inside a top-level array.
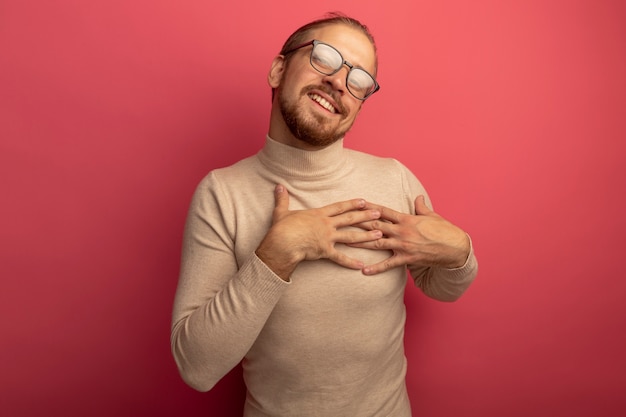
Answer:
[{"left": 301, "top": 85, "right": 347, "bottom": 116}]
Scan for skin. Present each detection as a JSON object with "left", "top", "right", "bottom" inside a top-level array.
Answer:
[
  {"left": 354, "top": 196, "right": 470, "bottom": 274},
  {"left": 267, "top": 24, "right": 373, "bottom": 149},
  {"left": 256, "top": 185, "right": 384, "bottom": 280},
  {"left": 256, "top": 23, "right": 470, "bottom": 281}
]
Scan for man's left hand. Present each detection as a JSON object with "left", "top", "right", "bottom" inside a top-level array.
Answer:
[{"left": 350, "top": 196, "right": 471, "bottom": 275}]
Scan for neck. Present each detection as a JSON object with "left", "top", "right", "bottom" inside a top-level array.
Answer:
[{"left": 260, "top": 135, "right": 347, "bottom": 180}]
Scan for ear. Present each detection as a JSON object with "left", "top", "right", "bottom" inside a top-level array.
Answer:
[{"left": 268, "top": 55, "right": 286, "bottom": 88}]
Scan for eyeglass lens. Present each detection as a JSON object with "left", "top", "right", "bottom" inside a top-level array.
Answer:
[{"left": 311, "top": 43, "right": 377, "bottom": 99}]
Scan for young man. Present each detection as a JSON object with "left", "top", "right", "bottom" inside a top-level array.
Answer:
[{"left": 171, "top": 14, "right": 477, "bottom": 417}]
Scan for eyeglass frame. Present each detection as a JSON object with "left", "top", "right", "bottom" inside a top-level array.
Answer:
[{"left": 282, "top": 40, "right": 381, "bottom": 101}]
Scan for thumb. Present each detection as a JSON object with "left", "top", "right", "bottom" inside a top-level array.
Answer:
[
  {"left": 414, "top": 195, "right": 433, "bottom": 216},
  {"left": 273, "top": 184, "right": 290, "bottom": 216}
]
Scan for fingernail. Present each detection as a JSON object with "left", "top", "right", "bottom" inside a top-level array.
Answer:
[{"left": 275, "top": 184, "right": 284, "bottom": 193}]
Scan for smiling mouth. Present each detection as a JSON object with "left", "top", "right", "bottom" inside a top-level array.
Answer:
[{"left": 308, "top": 93, "right": 337, "bottom": 114}]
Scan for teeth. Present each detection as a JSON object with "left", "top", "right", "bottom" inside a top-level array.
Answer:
[{"left": 309, "top": 94, "right": 336, "bottom": 113}]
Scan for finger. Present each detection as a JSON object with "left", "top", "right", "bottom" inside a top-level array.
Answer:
[
  {"left": 351, "top": 220, "right": 377, "bottom": 231},
  {"left": 319, "top": 198, "right": 367, "bottom": 217},
  {"left": 415, "top": 195, "right": 433, "bottom": 216},
  {"left": 362, "top": 202, "right": 403, "bottom": 223},
  {"left": 350, "top": 219, "right": 398, "bottom": 238},
  {"left": 362, "top": 255, "right": 406, "bottom": 276},
  {"left": 328, "top": 251, "right": 365, "bottom": 270},
  {"left": 347, "top": 235, "right": 400, "bottom": 250},
  {"left": 272, "top": 184, "right": 290, "bottom": 217},
  {"left": 335, "top": 229, "right": 383, "bottom": 245},
  {"left": 332, "top": 209, "right": 381, "bottom": 228}
]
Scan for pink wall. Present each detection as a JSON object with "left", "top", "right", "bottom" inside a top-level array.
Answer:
[{"left": 1, "top": 1, "right": 625, "bottom": 416}]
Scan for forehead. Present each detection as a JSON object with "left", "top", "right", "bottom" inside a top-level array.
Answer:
[{"left": 307, "top": 24, "right": 377, "bottom": 73}]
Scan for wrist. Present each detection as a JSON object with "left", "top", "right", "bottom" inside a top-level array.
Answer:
[
  {"left": 448, "top": 233, "right": 471, "bottom": 269},
  {"left": 255, "top": 238, "right": 301, "bottom": 282}
]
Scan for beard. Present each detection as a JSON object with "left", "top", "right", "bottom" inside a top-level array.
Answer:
[{"left": 278, "top": 85, "right": 352, "bottom": 147}]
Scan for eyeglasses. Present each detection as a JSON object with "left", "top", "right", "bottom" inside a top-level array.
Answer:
[{"left": 282, "top": 40, "right": 380, "bottom": 101}]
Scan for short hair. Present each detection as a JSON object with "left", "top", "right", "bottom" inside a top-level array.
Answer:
[
  {"left": 271, "top": 12, "right": 378, "bottom": 101},
  {"left": 279, "top": 12, "right": 377, "bottom": 71}
]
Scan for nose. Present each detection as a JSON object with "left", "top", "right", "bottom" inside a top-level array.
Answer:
[{"left": 322, "top": 65, "right": 350, "bottom": 94}]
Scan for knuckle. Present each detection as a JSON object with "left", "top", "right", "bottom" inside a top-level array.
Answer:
[
  {"left": 383, "top": 259, "right": 394, "bottom": 271},
  {"left": 338, "top": 201, "right": 353, "bottom": 214},
  {"left": 343, "top": 233, "right": 356, "bottom": 244},
  {"left": 400, "top": 240, "right": 413, "bottom": 252}
]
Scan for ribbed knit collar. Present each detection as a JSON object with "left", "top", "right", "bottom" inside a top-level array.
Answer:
[{"left": 258, "top": 135, "right": 350, "bottom": 180}]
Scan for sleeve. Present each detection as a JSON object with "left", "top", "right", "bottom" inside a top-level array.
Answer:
[
  {"left": 396, "top": 160, "right": 478, "bottom": 302},
  {"left": 170, "top": 173, "right": 289, "bottom": 391},
  {"left": 408, "top": 239, "right": 478, "bottom": 302}
]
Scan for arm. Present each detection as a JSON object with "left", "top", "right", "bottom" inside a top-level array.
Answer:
[
  {"left": 171, "top": 177, "right": 288, "bottom": 391},
  {"left": 171, "top": 182, "right": 384, "bottom": 391},
  {"left": 407, "top": 236, "right": 478, "bottom": 302}
]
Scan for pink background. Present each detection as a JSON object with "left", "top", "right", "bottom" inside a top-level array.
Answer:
[{"left": 1, "top": 0, "right": 625, "bottom": 416}]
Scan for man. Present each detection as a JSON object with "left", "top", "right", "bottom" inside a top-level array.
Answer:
[{"left": 171, "top": 13, "right": 477, "bottom": 417}]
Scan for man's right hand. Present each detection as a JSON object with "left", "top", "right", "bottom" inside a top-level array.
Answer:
[{"left": 255, "top": 184, "right": 383, "bottom": 281}]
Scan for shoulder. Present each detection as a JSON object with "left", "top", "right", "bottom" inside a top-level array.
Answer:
[
  {"left": 196, "top": 153, "right": 260, "bottom": 189},
  {"left": 344, "top": 148, "right": 419, "bottom": 183},
  {"left": 345, "top": 148, "right": 417, "bottom": 172},
  {"left": 344, "top": 148, "right": 429, "bottom": 212},
  {"left": 191, "top": 153, "right": 275, "bottom": 218}
]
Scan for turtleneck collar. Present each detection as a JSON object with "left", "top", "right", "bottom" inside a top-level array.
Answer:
[{"left": 258, "top": 135, "right": 350, "bottom": 180}]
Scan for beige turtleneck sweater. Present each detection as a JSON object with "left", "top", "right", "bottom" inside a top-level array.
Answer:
[{"left": 171, "top": 136, "right": 478, "bottom": 416}]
